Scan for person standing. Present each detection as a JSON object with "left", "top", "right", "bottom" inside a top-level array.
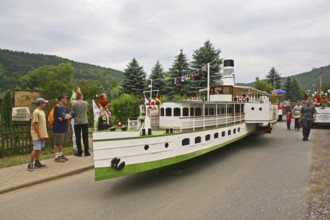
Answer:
[
  {"left": 299, "top": 99, "right": 317, "bottom": 141},
  {"left": 70, "top": 87, "right": 81, "bottom": 155},
  {"left": 27, "top": 98, "right": 49, "bottom": 170},
  {"left": 98, "top": 100, "right": 112, "bottom": 130},
  {"left": 72, "top": 93, "right": 90, "bottom": 156},
  {"left": 286, "top": 112, "right": 292, "bottom": 130},
  {"left": 53, "top": 95, "right": 73, "bottom": 162},
  {"left": 292, "top": 101, "right": 302, "bottom": 130}
]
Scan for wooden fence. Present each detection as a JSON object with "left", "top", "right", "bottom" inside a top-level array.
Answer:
[{"left": 0, "top": 124, "right": 74, "bottom": 157}]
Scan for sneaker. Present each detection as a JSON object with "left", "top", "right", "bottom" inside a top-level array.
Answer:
[
  {"left": 34, "top": 161, "right": 47, "bottom": 168},
  {"left": 27, "top": 163, "right": 34, "bottom": 170},
  {"left": 84, "top": 152, "right": 91, "bottom": 157},
  {"left": 54, "top": 157, "right": 66, "bottom": 162},
  {"left": 60, "top": 154, "right": 69, "bottom": 161}
]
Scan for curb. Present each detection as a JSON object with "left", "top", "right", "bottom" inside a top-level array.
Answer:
[{"left": 0, "top": 165, "right": 94, "bottom": 194}]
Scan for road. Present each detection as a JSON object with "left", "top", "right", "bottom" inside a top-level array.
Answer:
[{"left": 0, "top": 122, "right": 312, "bottom": 220}]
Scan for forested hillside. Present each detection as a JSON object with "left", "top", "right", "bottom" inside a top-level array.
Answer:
[
  {"left": 0, "top": 49, "right": 124, "bottom": 91},
  {"left": 239, "top": 65, "right": 330, "bottom": 91}
]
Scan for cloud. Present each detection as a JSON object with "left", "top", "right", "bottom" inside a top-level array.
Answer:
[{"left": 0, "top": 0, "right": 330, "bottom": 85}]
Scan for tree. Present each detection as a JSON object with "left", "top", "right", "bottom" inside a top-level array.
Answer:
[
  {"left": 122, "top": 58, "right": 146, "bottom": 96},
  {"left": 265, "top": 67, "right": 281, "bottom": 89},
  {"left": 167, "top": 49, "right": 191, "bottom": 98},
  {"left": 110, "top": 94, "right": 141, "bottom": 124},
  {"left": 146, "top": 61, "right": 166, "bottom": 97},
  {"left": 1, "top": 91, "right": 13, "bottom": 128},
  {"left": 254, "top": 77, "right": 273, "bottom": 92},
  {"left": 291, "top": 77, "right": 303, "bottom": 101},
  {"left": 190, "top": 40, "right": 222, "bottom": 94},
  {"left": 19, "top": 63, "right": 74, "bottom": 100},
  {"left": 284, "top": 77, "right": 294, "bottom": 101}
]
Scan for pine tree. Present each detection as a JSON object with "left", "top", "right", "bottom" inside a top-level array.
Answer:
[
  {"left": 190, "top": 40, "right": 222, "bottom": 94},
  {"left": 291, "top": 77, "right": 303, "bottom": 101},
  {"left": 122, "top": 58, "right": 146, "bottom": 96},
  {"left": 1, "top": 90, "right": 13, "bottom": 128},
  {"left": 266, "top": 67, "right": 281, "bottom": 89},
  {"left": 284, "top": 77, "right": 294, "bottom": 101},
  {"left": 167, "top": 49, "right": 191, "bottom": 98},
  {"left": 146, "top": 61, "right": 166, "bottom": 96}
]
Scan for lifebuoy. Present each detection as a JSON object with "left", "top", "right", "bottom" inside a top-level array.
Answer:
[
  {"left": 145, "top": 99, "right": 155, "bottom": 109},
  {"left": 238, "top": 96, "right": 246, "bottom": 102}
]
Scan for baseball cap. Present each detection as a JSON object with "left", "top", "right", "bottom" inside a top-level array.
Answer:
[
  {"left": 58, "top": 95, "right": 68, "bottom": 101},
  {"left": 34, "top": 98, "right": 49, "bottom": 105}
]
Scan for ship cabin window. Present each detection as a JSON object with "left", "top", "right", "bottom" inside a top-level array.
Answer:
[
  {"left": 228, "top": 107, "right": 232, "bottom": 114},
  {"left": 217, "top": 108, "right": 220, "bottom": 115},
  {"left": 238, "top": 127, "right": 241, "bottom": 132},
  {"left": 195, "top": 108, "right": 202, "bottom": 116},
  {"left": 205, "top": 134, "right": 211, "bottom": 141},
  {"left": 183, "top": 107, "right": 189, "bottom": 116},
  {"left": 233, "top": 128, "right": 236, "bottom": 134},
  {"left": 190, "top": 108, "right": 194, "bottom": 116},
  {"left": 205, "top": 108, "right": 208, "bottom": 116},
  {"left": 161, "top": 108, "right": 164, "bottom": 116},
  {"left": 228, "top": 130, "right": 231, "bottom": 135},
  {"left": 166, "top": 108, "right": 172, "bottom": 116},
  {"left": 182, "top": 138, "right": 190, "bottom": 146},
  {"left": 221, "top": 108, "right": 225, "bottom": 114},
  {"left": 195, "top": 136, "right": 201, "bottom": 144},
  {"left": 214, "top": 132, "right": 219, "bottom": 139},
  {"left": 174, "top": 107, "right": 181, "bottom": 116},
  {"left": 209, "top": 108, "right": 215, "bottom": 115},
  {"left": 222, "top": 131, "right": 225, "bottom": 137}
]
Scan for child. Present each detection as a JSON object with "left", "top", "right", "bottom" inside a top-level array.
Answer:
[{"left": 286, "top": 112, "right": 292, "bottom": 130}]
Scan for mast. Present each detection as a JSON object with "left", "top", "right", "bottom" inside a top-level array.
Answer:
[{"left": 207, "top": 63, "right": 210, "bottom": 102}]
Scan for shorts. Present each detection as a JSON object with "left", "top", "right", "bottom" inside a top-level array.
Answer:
[
  {"left": 53, "top": 133, "right": 66, "bottom": 146},
  {"left": 33, "top": 140, "right": 46, "bottom": 150}
]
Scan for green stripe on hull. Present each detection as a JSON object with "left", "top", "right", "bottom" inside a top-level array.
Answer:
[{"left": 95, "top": 130, "right": 255, "bottom": 181}]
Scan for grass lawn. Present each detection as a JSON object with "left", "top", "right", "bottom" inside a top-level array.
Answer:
[{"left": 0, "top": 145, "right": 74, "bottom": 169}]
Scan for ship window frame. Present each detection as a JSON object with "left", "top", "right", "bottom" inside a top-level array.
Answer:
[
  {"left": 209, "top": 108, "right": 215, "bottom": 115},
  {"left": 182, "top": 138, "right": 190, "bottom": 146},
  {"left": 174, "top": 107, "right": 181, "bottom": 116},
  {"left": 195, "top": 136, "right": 201, "bottom": 144},
  {"left": 183, "top": 107, "right": 189, "bottom": 116},
  {"left": 205, "top": 134, "right": 211, "bottom": 141},
  {"left": 190, "top": 107, "right": 194, "bottom": 116},
  {"left": 222, "top": 131, "right": 225, "bottom": 137},
  {"left": 214, "top": 132, "right": 219, "bottom": 139},
  {"left": 228, "top": 130, "right": 231, "bottom": 135},
  {"left": 166, "top": 108, "right": 172, "bottom": 116},
  {"left": 195, "top": 108, "right": 202, "bottom": 116},
  {"left": 161, "top": 108, "right": 164, "bottom": 116}
]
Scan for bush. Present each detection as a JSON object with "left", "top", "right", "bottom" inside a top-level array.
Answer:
[
  {"left": 110, "top": 94, "right": 141, "bottom": 124},
  {"left": 1, "top": 91, "right": 13, "bottom": 128}
]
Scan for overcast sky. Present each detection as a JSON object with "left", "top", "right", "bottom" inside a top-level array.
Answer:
[{"left": 1, "top": 0, "right": 329, "bottom": 83}]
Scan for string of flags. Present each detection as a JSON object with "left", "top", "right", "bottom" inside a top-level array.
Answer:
[{"left": 173, "top": 65, "right": 207, "bottom": 85}]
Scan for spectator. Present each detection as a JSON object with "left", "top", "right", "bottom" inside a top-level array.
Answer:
[
  {"left": 98, "top": 100, "right": 112, "bottom": 130},
  {"left": 72, "top": 93, "right": 90, "bottom": 157},
  {"left": 299, "top": 99, "right": 317, "bottom": 141},
  {"left": 292, "top": 101, "right": 302, "bottom": 130},
  {"left": 70, "top": 87, "right": 81, "bottom": 155},
  {"left": 27, "top": 98, "right": 49, "bottom": 170},
  {"left": 286, "top": 112, "right": 292, "bottom": 130},
  {"left": 53, "top": 95, "right": 73, "bottom": 162}
]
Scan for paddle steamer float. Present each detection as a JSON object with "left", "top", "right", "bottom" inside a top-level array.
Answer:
[{"left": 93, "top": 59, "right": 278, "bottom": 181}]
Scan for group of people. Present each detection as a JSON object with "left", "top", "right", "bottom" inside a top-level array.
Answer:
[
  {"left": 285, "top": 99, "right": 317, "bottom": 141},
  {"left": 27, "top": 87, "right": 90, "bottom": 170}
]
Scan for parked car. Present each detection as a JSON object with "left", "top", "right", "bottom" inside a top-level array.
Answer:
[{"left": 12, "top": 107, "right": 31, "bottom": 124}]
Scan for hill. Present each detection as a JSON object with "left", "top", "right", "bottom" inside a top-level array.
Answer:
[
  {"left": 0, "top": 49, "right": 124, "bottom": 91},
  {"left": 238, "top": 65, "right": 330, "bottom": 91}
]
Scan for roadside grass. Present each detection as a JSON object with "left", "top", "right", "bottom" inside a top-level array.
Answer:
[{"left": 0, "top": 145, "right": 74, "bottom": 169}]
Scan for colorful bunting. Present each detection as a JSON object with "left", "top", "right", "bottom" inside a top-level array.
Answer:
[{"left": 172, "top": 65, "right": 207, "bottom": 85}]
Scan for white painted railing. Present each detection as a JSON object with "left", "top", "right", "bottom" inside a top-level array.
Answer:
[{"left": 180, "top": 115, "right": 245, "bottom": 131}]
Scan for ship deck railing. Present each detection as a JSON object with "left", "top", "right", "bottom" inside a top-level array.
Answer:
[{"left": 179, "top": 115, "right": 245, "bottom": 132}]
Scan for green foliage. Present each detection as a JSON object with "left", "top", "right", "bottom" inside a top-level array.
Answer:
[
  {"left": 172, "top": 94, "right": 187, "bottom": 100},
  {"left": 19, "top": 63, "right": 74, "bottom": 100},
  {"left": 265, "top": 67, "right": 281, "bottom": 89},
  {"left": 284, "top": 77, "right": 303, "bottom": 101},
  {"left": 110, "top": 94, "right": 141, "bottom": 124},
  {"left": 253, "top": 77, "right": 273, "bottom": 92},
  {"left": 190, "top": 40, "right": 222, "bottom": 93},
  {"left": 0, "top": 49, "right": 123, "bottom": 92},
  {"left": 146, "top": 61, "right": 167, "bottom": 96},
  {"left": 167, "top": 49, "right": 191, "bottom": 98},
  {"left": 122, "top": 58, "right": 147, "bottom": 95},
  {"left": 1, "top": 91, "right": 13, "bottom": 128}
]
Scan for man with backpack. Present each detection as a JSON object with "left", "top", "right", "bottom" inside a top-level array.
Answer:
[{"left": 52, "top": 95, "right": 74, "bottom": 162}]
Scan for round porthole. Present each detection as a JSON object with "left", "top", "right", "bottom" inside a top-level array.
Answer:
[
  {"left": 251, "top": 107, "right": 255, "bottom": 110},
  {"left": 165, "top": 143, "right": 169, "bottom": 148},
  {"left": 259, "top": 107, "right": 262, "bottom": 111},
  {"left": 144, "top": 145, "right": 149, "bottom": 150}
]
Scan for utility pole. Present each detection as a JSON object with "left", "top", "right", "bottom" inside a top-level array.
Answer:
[{"left": 320, "top": 71, "right": 323, "bottom": 92}]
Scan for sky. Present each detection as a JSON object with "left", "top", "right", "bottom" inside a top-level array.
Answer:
[{"left": 0, "top": 0, "right": 329, "bottom": 83}]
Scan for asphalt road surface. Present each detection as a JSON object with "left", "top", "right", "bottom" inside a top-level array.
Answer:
[{"left": 0, "top": 122, "right": 313, "bottom": 220}]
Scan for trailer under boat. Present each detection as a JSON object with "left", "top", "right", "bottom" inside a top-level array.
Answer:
[{"left": 92, "top": 59, "right": 278, "bottom": 181}]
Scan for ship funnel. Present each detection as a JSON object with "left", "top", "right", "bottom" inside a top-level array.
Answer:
[{"left": 222, "top": 59, "right": 235, "bottom": 86}]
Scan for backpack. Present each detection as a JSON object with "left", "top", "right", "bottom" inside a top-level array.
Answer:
[{"left": 48, "top": 104, "right": 60, "bottom": 126}]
